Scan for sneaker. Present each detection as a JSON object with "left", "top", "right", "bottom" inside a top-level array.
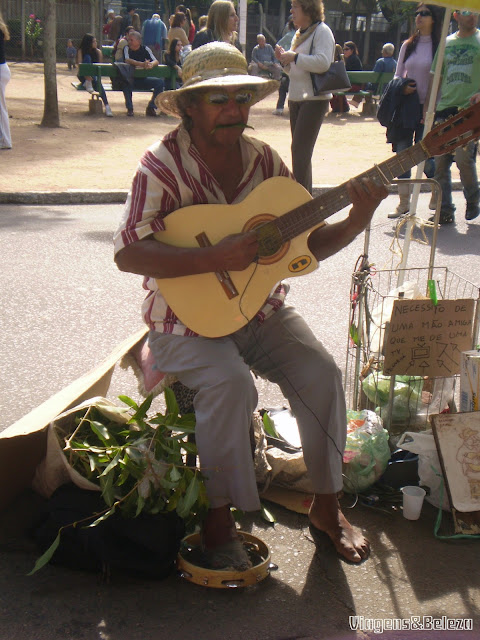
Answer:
[
  {"left": 465, "top": 203, "right": 479, "bottom": 221},
  {"left": 146, "top": 106, "right": 157, "bottom": 117},
  {"left": 127, "top": 109, "right": 134, "bottom": 117},
  {"left": 105, "top": 105, "right": 113, "bottom": 117},
  {"left": 387, "top": 206, "right": 409, "bottom": 219},
  {"left": 84, "top": 79, "right": 94, "bottom": 93},
  {"left": 428, "top": 213, "right": 455, "bottom": 224},
  {"left": 272, "top": 108, "right": 283, "bottom": 116}
]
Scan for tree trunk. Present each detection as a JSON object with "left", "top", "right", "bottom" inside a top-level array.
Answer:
[
  {"left": 363, "top": 12, "right": 372, "bottom": 67},
  {"left": 41, "top": 0, "right": 60, "bottom": 128},
  {"left": 279, "top": 0, "right": 286, "bottom": 38},
  {"left": 349, "top": 0, "right": 358, "bottom": 40}
]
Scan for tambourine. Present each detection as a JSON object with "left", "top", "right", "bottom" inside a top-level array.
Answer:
[{"left": 177, "top": 531, "right": 276, "bottom": 588}]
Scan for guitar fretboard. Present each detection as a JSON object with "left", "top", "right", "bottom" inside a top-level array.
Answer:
[{"left": 275, "top": 143, "right": 427, "bottom": 242}]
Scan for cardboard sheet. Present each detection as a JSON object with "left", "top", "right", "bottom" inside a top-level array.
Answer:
[
  {"left": 0, "top": 328, "right": 148, "bottom": 513},
  {"left": 383, "top": 299, "right": 475, "bottom": 377}
]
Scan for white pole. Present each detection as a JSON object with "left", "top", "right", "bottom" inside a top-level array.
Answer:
[{"left": 239, "top": 0, "right": 247, "bottom": 54}]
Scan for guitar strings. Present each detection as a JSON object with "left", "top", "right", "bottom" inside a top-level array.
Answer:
[{"left": 237, "top": 264, "right": 344, "bottom": 462}]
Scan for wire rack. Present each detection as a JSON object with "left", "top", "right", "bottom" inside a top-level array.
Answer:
[{"left": 344, "top": 264, "right": 480, "bottom": 436}]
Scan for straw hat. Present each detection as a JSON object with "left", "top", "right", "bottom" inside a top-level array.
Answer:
[{"left": 156, "top": 42, "right": 279, "bottom": 117}]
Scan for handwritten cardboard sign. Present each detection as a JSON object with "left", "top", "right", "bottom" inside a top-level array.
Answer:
[{"left": 383, "top": 299, "right": 475, "bottom": 377}]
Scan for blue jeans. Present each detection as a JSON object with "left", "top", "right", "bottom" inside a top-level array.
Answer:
[
  {"left": 395, "top": 122, "right": 435, "bottom": 180},
  {"left": 276, "top": 74, "right": 289, "bottom": 110},
  {"left": 77, "top": 54, "right": 109, "bottom": 106},
  {"left": 123, "top": 77, "right": 164, "bottom": 111},
  {"left": 434, "top": 141, "right": 479, "bottom": 217}
]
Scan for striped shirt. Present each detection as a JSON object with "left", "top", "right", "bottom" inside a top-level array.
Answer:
[{"left": 114, "top": 125, "right": 293, "bottom": 336}]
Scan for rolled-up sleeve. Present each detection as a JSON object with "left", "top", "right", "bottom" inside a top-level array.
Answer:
[{"left": 113, "top": 152, "right": 180, "bottom": 255}]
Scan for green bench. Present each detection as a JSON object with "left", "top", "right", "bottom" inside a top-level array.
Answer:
[
  {"left": 101, "top": 45, "right": 114, "bottom": 61},
  {"left": 333, "top": 71, "right": 394, "bottom": 117},
  {"left": 74, "top": 62, "right": 177, "bottom": 94}
]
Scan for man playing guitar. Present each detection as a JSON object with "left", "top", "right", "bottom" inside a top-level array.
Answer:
[{"left": 113, "top": 42, "right": 396, "bottom": 569}]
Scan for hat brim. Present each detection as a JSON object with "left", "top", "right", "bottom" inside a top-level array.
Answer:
[{"left": 156, "top": 75, "right": 279, "bottom": 117}]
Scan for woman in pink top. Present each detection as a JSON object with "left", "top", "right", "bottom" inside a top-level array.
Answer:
[{"left": 388, "top": 3, "right": 444, "bottom": 218}]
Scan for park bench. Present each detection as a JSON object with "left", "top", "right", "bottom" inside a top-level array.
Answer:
[
  {"left": 332, "top": 70, "right": 394, "bottom": 117},
  {"left": 101, "top": 45, "right": 114, "bottom": 61},
  {"left": 73, "top": 62, "right": 177, "bottom": 95}
]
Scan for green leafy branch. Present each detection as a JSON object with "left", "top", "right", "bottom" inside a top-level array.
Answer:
[{"left": 29, "top": 388, "right": 209, "bottom": 575}]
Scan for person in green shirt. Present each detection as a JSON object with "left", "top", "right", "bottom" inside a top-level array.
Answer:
[{"left": 431, "top": 10, "right": 480, "bottom": 224}]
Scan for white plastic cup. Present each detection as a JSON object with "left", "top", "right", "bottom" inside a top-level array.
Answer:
[{"left": 401, "top": 485, "right": 426, "bottom": 520}]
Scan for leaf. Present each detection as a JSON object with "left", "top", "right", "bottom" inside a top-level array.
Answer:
[
  {"left": 260, "top": 503, "right": 277, "bottom": 525},
  {"left": 118, "top": 395, "right": 138, "bottom": 410},
  {"left": 262, "top": 412, "right": 280, "bottom": 438},
  {"left": 86, "top": 505, "right": 116, "bottom": 528},
  {"left": 133, "top": 394, "right": 153, "bottom": 424},
  {"left": 176, "top": 473, "right": 200, "bottom": 519},
  {"left": 100, "top": 472, "right": 115, "bottom": 506},
  {"left": 178, "top": 413, "right": 196, "bottom": 428},
  {"left": 180, "top": 441, "right": 197, "bottom": 455},
  {"left": 135, "top": 493, "right": 146, "bottom": 517},
  {"left": 169, "top": 465, "right": 182, "bottom": 482},
  {"left": 98, "top": 451, "right": 121, "bottom": 478},
  {"left": 27, "top": 531, "right": 61, "bottom": 575},
  {"left": 164, "top": 386, "right": 179, "bottom": 418},
  {"left": 89, "top": 420, "right": 115, "bottom": 446},
  {"left": 87, "top": 453, "right": 96, "bottom": 473},
  {"left": 349, "top": 323, "right": 359, "bottom": 346}
]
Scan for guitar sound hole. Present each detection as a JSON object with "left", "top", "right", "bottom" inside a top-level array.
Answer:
[{"left": 256, "top": 222, "right": 283, "bottom": 257}]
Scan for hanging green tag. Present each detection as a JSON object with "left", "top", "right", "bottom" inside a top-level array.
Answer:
[{"left": 428, "top": 279, "right": 438, "bottom": 305}]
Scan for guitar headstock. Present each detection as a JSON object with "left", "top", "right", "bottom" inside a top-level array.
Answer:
[{"left": 423, "top": 101, "right": 480, "bottom": 157}]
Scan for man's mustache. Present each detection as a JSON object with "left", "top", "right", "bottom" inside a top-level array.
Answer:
[{"left": 210, "top": 123, "right": 255, "bottom": 134}]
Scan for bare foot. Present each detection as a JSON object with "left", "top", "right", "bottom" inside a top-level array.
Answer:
[
  {"left": 201, "top": 505, "right": 252, "bottom": 571},
  {"left": 202, "top": 504, "right": 238, "bottom": 550},
  {"left": 309, "top": 493, "right": 370, "bottom": 563}
]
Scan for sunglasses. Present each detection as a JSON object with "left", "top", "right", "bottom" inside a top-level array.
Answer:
[
  {"left": 456, "top": 10, "right": 478, "bottom": 16},
  {"left": 203, "top": 90, "right": 255, "bottom": 106},
  {"left": 415, "top": 10, "right": 432, "bottom": 17}
]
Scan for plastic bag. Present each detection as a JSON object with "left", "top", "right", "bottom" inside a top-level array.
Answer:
[
  {"left": 342, "top": 410, "right": 390, "bottom": 493},
  {"left": 362, "top": 372, "right": 424, "bottom": 423},
  {"left": 397, "top": 430, "right": 450, "bottom": 511}
]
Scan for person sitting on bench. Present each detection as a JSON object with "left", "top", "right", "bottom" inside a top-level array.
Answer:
[
  {"left": 248, "top": 34, "right": 283, "bottom": 81},
  {"left": 122, "top": 31, "right": 164, "bottom": 117}
]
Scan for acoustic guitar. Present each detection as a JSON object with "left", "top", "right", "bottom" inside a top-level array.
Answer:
[{"left": 154, "top": 102, "right": 480, "bottom": 338}]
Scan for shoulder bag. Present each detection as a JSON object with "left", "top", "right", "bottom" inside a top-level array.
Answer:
[{"left": 309, "top": 31, "right": 351, "bottom": 95}]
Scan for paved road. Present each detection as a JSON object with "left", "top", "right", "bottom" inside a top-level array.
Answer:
[
  {"left": 0, "top": 196, "right": 479, "bottom": 640},
  {"left": 1, "top": 195, "right": 479, "bottom": 431}
]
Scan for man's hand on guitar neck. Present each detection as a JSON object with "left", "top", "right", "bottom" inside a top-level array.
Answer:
[
  {"left": 347, "top": 177, "right": 388, "bottom": 233},
  {"left": 308, "top": 177, "right": 388, "bottom": 261}
]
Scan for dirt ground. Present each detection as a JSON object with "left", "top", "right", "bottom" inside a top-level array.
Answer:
[{"left": 3, "top": 61, "right": 460, "bottom": 193}]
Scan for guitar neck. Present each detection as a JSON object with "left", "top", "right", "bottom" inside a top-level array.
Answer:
[{"left": 276, "top": 142, "right": 427, "bottom": 241}]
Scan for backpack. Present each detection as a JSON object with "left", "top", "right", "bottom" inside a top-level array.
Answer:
[{"left": 31, "top": 483, "right": 185, "bottom": 579}]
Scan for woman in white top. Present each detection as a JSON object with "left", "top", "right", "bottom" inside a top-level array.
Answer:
[
  {"left": 275, "top": 0, "right": 334, "bottom": 194},
  {"left": 0, "top": 11, "right": 11, "bottom": 149},
  {"left": 388, "top": 2, "right": 443, "bottom": 218}
]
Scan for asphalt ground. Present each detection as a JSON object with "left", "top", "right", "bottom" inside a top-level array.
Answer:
[{"left": 0, "top": 195, "right": 479, "bottom": 640}]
